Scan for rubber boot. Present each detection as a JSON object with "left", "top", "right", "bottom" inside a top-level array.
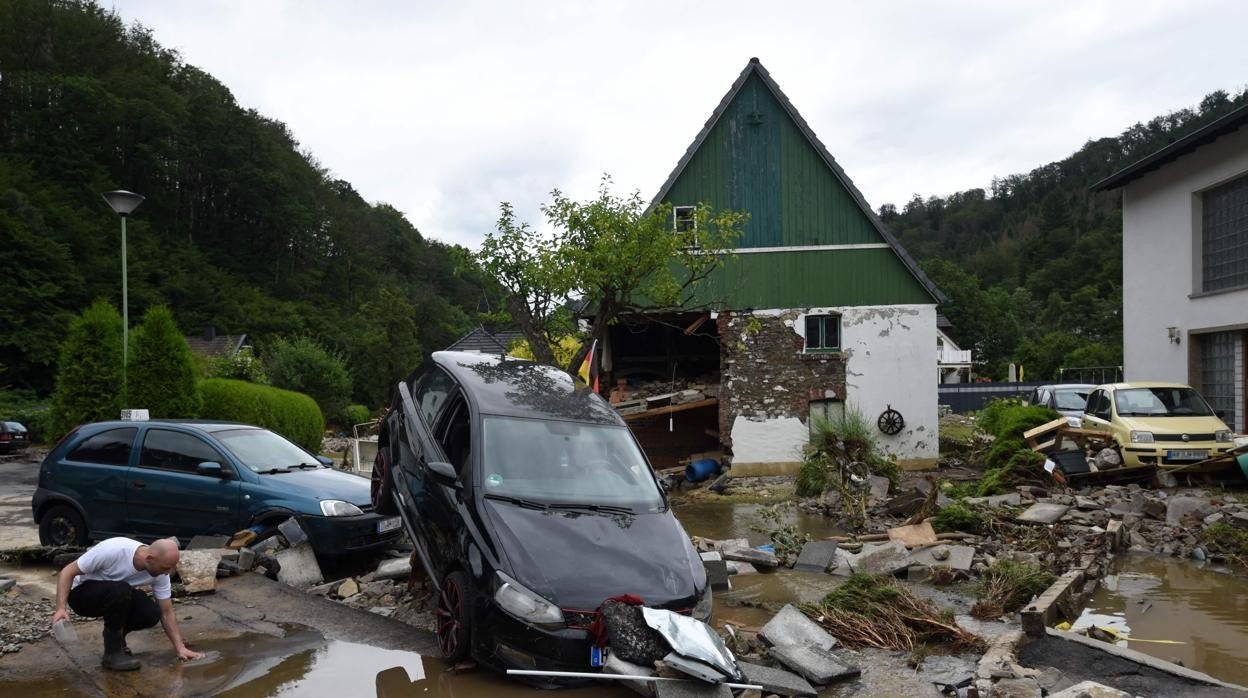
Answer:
[{"left": 101, "top": 626, "right": 139, "bottom": 671}]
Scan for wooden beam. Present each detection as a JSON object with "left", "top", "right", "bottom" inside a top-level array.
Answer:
[{"left": 621, "top": 398, "right": 718, "bottom": 421}]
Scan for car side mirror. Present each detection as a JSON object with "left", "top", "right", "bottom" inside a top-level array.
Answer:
[
  {"left": 197, "top": 461, "right": 227, "bottom": 478},
  {"left": 315, "top": 455, "right": 334, "bottom": 466},
  {"left": 426, "top": 460, "right": 459, "bottom": 486}
]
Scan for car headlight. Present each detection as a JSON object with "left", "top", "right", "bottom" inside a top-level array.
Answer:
[
  {"left": 693, "top": 585, "right": 712, "bottom": 622},
  {"left": 494, "top": 572, "right": 564, "bottom": 627},
  {"left": 319, "top": 500, "right": 364, "bottom": 517},
  {"left": 1216, "top": 430, "right": 1233, "bottom": 443},
  {"left": 1129, "top": 431, "right": 1154, "bottom": 444}
]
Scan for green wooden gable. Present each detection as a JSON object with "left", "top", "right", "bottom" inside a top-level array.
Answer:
[{"left": 653, "top": 59, "right": 943, "bottom": 309}]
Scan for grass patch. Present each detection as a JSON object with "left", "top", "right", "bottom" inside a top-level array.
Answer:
[
  {"left": 930, "top": 501, "right": 987, "bottom": 535},
  {"left": 801, "top": 573, "right": 985, "bottom": 652},
  {"left": 971, "top": 560, "right": 1056, "bottom": 619},
  {"left": 1199, "top": 523, "right": 1248, "bottom": 566}
]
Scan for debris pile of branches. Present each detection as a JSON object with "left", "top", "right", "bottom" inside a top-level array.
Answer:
[
  {"left": 800, "top": 573, "right": 984, "bottom": 652},
  {"left": 970, "top": 560, "right": 1056, "bottom": 619}
]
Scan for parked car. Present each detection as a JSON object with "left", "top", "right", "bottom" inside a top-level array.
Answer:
[
  {"left": 1026, "top": 384, "right": 1095, "bottom": 426},
  {"left": 1081, "top": 382, "right": 1236, "bottom": 468},
  {"left": 32, "top": 420, "right": 401, "bottom": 553},
  {"left": 371, "top": 351, "right": 708, "bottom": 673},
  {"left": 0, "top": 421, "right": 29, "bottom": 453}
]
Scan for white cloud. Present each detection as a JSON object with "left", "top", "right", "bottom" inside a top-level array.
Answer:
[{"left": 109, "top": 0, "right": 1248, "bottom": 247}]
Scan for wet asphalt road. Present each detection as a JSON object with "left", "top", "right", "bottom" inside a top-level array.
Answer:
[{"left": 0, "top": 453, "right": 43, "bottom": 547}]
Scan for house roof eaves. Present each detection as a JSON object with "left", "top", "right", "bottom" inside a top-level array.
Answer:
[
  {"left": 1091, "top": 102, "right": 1248, "bottom": 192},
  {"left": 647, "top": 57, "right": 946, "bottom": 305}
]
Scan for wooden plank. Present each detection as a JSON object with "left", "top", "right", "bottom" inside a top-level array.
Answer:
[
  {"left": 1023, "top": 417, "right": 1068, "bottom": 446},
  {"left": 621, "top": 398, "right": 719, "bottom": 421}
]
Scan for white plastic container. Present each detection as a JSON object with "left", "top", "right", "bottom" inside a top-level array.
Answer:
[{"left": 52, "top": 619, "right": 78, "bottom": 643}]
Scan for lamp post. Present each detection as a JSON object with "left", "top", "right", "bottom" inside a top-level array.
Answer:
[{"left": 101, "top": 190, "right": 145, "bottom": 388}]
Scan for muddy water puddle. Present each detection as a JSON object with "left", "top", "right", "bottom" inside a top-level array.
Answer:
[
  {"left": 1082, "top": 554, "right": 1248, "bottom": 686},
  {"left": 674, "top": 501, "right": 844, "bottom": 544}
]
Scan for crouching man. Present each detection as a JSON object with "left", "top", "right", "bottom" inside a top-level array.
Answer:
[{"left": 49, "top": 537, "right": 204, "bottom": 670}]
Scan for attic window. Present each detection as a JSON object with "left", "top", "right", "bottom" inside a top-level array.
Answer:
[
  {"left": 805, "top": 314, "right": 841, "bottom": 352},
  {"left": 673, "top": 205, "right": 699, "bottom": 248}
]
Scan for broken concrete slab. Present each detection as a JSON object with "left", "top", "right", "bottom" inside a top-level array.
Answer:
[
  {"left": 236, "top": 547, "right": 256, "bottom": 571},
  {"left": 702, "top": 558, "right": 729, "bottom": 592},
  {"left": 654, "top": 682, "right": 732, "bottom": 698},
  {"left": 604, "top": 654, "right": 656, "bottom": 697},
  {"left": 1075, "top": 496, "right": 1099, "bottom": 510},
  {"left": 722, "top": 546, "right": 779, "bottom": 568},
  {"left": 1048, "top": 681, "right": 1130, "bottom": 698},
  {"left": 1021, "top": 570, "right": 1084, "bottom": 637},
  {"left": 373, "top": 556, "right": 412, "bottom": 581},
  {"left": 887, "top": 521, "right": 938, "bottom": 547},
  {"left": 1166, "top": 496, "right": 1215, "bottom": 526},
  {"left": 337, "top": 578, "right": 359, "bottom": 598},
  {"left": 176, "top": 550, "right": 226, "bottom": 594},
  {"left": 792, "top": 541, "right": 839, "bottom": 573},
  {"left": 908, "top": 544, "right": 975, "bottom": 571},
  {"left": 278, "top": 517, "right": 309, "bottom": 547},
  {"left": 848, "top": 540, "right": 910, "bottom": 575},
  {"left": 726, "top": 561, "right": 758, "bottom": 576},
  {"left": 274, "top": 542, "right": 323, "bottom": 587},
  {"left": 760, "top": 604, "right": 836, "bottom": 651},
  {"left": 1016, "top": 502, "right": 1070, "bottom": 524},
  {"left": 769, "top": 644, "right": 860, "bottom": 685},
  {"left": 993, "top": 677, "right": 1043, "bottom": 697},
  {"left": 965, "top": 492, "right": 1021, "bottom": 507},
  {"left": 738, "top": 660, "right": 817, "bottom": 696}
]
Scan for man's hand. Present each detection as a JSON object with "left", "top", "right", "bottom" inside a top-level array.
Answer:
[
  {"left": 50, "top": 608, "right": 70, "bottom": 628},
  {"left": 176, "top": 645, "right": 204, "bottom": 661}
]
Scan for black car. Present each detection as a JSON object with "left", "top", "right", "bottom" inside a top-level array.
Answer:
[
  {"left": 0, "top": 421, "right": 28, "bottom": 453},
  {"left": 371, "top": 351, "right": 708, "bottom": 674}
]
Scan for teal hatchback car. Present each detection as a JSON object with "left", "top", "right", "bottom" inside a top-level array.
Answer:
[{"left": 32, "top": 420, "right": 401, "bottom": 554}]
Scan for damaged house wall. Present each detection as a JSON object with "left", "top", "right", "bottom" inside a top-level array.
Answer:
[{"left": 720, "top": 305, "right": 938, "bottom": 472}]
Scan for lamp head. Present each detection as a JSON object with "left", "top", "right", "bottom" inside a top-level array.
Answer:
[{"left": 102, "top": 190, "right": 145, "bottom": 216}]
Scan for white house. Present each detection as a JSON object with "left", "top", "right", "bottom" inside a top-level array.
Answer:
[
  {"left": 1093, "top": 104, "right": 1248, "bottom": 433},
  {"left": 937, "top": 314, "right": 974, "bottom": 384}
]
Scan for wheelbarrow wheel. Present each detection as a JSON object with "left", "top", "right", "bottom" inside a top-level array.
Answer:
[{"left": 371, "top": 447, "right": 397, "bottom": 515}]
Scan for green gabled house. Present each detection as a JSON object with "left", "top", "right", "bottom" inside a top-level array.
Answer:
[{"left": 613, "top": 59, "right": 943, "bottom": 471}]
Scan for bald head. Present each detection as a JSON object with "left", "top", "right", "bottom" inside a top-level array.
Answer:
[{"left": 141, "top": 538, "right": 181, "bottom": 575}]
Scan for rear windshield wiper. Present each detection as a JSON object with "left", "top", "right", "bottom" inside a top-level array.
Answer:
[
  {"left": 484, "top": 494, "right": 549, "bottom": 511},
  {"left": 256, "top": 467, "right": 291, "bottom": 474},
  {"left": 549, "top": 503, "right": 635, "bottom": 515}
]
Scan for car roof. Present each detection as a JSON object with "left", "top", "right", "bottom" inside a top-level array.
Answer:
[
  {"left": 1036, "top": 384, "right": 1095, "bottom": 391},
  {"left": 432, "top": 350, "right": 624, "bottom": 426},
  {"left": 81, "top": 420, "right": 261, "bottom": 434},
  {"left": 1096, "top": 381, "right": 1193, "bottom": 391}
]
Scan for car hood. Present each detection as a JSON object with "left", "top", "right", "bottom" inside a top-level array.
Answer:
[
  {"left": 483, "top": 500, "right": 705, "bottom": 611},
  {"left": 1116, "top": 415, "right": 1229, "bottom": 436},
  {"left": 256, "top": 468, "right": 372, "bottom": 507}
]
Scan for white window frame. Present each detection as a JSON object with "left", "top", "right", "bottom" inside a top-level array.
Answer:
[{"left": 673, "top": 205, "right": 698, "bottom": 248}]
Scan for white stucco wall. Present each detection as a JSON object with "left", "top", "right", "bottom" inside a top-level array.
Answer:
[
  {"left": 1121, "top": 126, "right": 1248, "bottom": 386},
  {"left": 792, "top": 304, "right": 939, "bottom": 462}
]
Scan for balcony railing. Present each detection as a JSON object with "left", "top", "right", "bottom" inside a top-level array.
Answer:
[{"left": 937, "top": 348, "right": 973, "bottom": 365}]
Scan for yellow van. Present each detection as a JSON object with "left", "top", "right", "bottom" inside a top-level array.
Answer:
[{"left": 1081, "top": 382, "right": 1235, "bottom": 468}]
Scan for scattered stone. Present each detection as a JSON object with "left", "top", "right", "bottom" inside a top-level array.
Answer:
[
  {"left": 305, "top": 580, "right": 337, "bottom": 596},
  {"left": 769, "top": 644, "right": 860, "bottom": 685},
  {"left": 1142, "top": 497, "right": 1168, "bottom": 520},
  {"left": 1166, "top": 496, "right": 1214, "bottom": 527},
  {"left": 909, "top": 544, "right": 975, "bottom": 571},
  {"left": 373, "top": 557, "right": 413, "bottom": 580},
  {"left": 1048, "top": 680, "right": 1131, "bottom": 698},
  {"left": 0, "top": 579, "right": 14, "bottom": 593},
  {"left": 603, "top": 654, "right": 655, "bottom": 697},
  {"left": 726, "top": 561, "right": 758, "bottom": 576},
  {"left": 703, "top": 558, "right": 729, "bottom": 592},
  {"left": 887, "top": 521, "right": 938, "bottom": 547},
  {"left": 236, "top": 547, "right": 256, "bottom": 571},
  {"left": 965, "top": 492, "right": 1021, "bottom": 507},
  {"left": 338, "top": 578, "right": 359, "bottom": 598},
  {"left": 848, "top": 540, "right": 910, "bottom": 575},
  {"left": 175, "top": 550, "right": 225, "bottom": 594},
  {"left": 722, "top": 546, "right": 779, "bottom": 568},
  {"left": 1204, "top": 512, "right": 1225, "bottom": 527},
  {"left": 1016, "top": 503, "right": 1069, "bottom": 524},
  {"left": 738, "top": 660, "right": 817, "bottom": 697},
  {"left": 274, "top": 542, "right": 323, "bottom": 587},
  {"left": 654, "top": 681, "right": 732, "bottom": 698},
  {"left": 867, "top": 475, "right": 890, "bottom": 503},
  {"left": 760, "top": 604, "right": 836, "bottom": 652},
  {"left": 1092, "top": 448, "right": 1122, "bottom": 470},
  {"left": 1156, "top": 471, "right": 1179, "bottom": 488},
  {"left": 1229, "top": 512, "right": 1248, "bottom": 530},
  {"left": 1075, "top": 496, "right": 1099, "bottom": 510},
  {"left": 792, "top": 541, "right": 839, "bottom": 573},
  {"left": 278, "top": 517, "right": 309, "bottom": 547}
]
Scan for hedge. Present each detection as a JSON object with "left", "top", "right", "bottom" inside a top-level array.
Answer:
[{"left": 198, "top": 379, "right": 324, "bottom": 451}]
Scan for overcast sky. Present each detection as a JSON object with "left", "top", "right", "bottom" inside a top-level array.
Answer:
[{"left": 109, "top": 1, "right": 1248, "bottom": 249}]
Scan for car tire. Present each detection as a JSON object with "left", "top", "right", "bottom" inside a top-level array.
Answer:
[
  {"left": 39, "top": 504, "right": 87, "bottom": 547},
  {"left": 436, "top": 570, "right": 472, "bottom": 663},
  {"left": 371, "top": 446, "right": 397, "bottom": 515}
]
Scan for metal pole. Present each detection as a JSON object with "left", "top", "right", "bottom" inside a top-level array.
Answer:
[{"left": 121, "top": 214, "right": 128, "bottom": 390}]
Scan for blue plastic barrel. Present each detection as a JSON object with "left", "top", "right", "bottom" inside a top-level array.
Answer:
[{"left": 685, "top": 458, "right": 721, "bottom": 483}]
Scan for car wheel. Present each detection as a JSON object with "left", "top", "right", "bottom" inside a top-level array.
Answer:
[
  {"left": 436, "top": 570, "right": 472, "bottom": 663},
  {"left": 371, "top": 446, "right": 397, "bottom": 515},
  {"left": 39, "top": 504, "right": 87, "bottom": 547}
]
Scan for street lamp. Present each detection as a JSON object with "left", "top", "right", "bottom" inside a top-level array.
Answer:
[{"left": 101, "top": 190, "right": 145, "bottom": 385}]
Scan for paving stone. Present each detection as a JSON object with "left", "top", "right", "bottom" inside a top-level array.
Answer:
[
  {"left": 908, "top": 544, "right": 975, "bottom": 571},
  {"left": 236, "top": 547, "right": 256, "bottom": 571},
  {"left": 848, "top": 540, "right": 910, "bottom": 575},
  {"left": 654, "top": 681, "right": 732, "bottom": 698},
  {"left": 738, "top": 660, "right": 817, "bottom": 696},
  {"left": 769, "top": 644, "right": 860, "bottom": 685},
  {"left": 275, "top": 542, "right": 323, "bottom": 587},
  {"left": 703, "top": 559, "right": 729, "bottom": 592},
  {"left": 918, "top": 654, "right": 975, "bottom": 690},
  {"left": 1166, "top": 496, "right": 1214, "bottom": 526},
  {"left": 722, "top": 546, "right": 779, "bottom": 568},
  {"left": 792, "top": 540, "right": 839, "bottom": 573},
  {"left": 175, "top": 550, "right": 225, "bottom": 593},
  {"left": 1016, "top": 503, "right": 1069, "bottom": 524},
  {"left": 277, "top": 517, "right": 309, "bottom": 546},
  {"left": 725, "top": 561, "right": 758, "bottom": 576},
  {"left": 760, "top": 604, "right": 836, "bottom": 651}
]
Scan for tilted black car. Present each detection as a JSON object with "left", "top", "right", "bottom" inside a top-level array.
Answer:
[{"left": 371, "top": 351, "right": 709, "bottom": 674}]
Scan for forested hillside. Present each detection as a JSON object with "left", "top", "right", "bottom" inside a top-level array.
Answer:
[
  {"left": 883, "top": 89, "right": 1248, "bottom": 380},
  {"left": 0, "top": 0, "right": 491, "bottom": 402}
]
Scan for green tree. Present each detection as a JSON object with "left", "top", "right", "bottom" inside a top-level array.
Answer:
[
  {"left": 127, "top": 305, "right": 201, "bottom": 417},
  {"left": 478, "top": 176, "right": 748, "bottom": 373},
  {"left": 353, "top": 288, "right": 424, "bottom": 406},
  {"left": 49, "top": 300, "right": 123, "bottom": 437},
  {"left": 266, "top": 336, "right": 352, "bottom": 420}
]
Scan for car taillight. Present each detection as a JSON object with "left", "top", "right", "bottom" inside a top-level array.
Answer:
[{"left": 0, "top": 434, "right": 11, "bottom": 441}]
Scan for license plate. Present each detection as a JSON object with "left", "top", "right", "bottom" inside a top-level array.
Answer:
[
  {"left": 377, "top": 517, "right": 401, "bottom": 533},
  {"left": 1167, "top": 449, "right": 1208, "bottom": 461}
]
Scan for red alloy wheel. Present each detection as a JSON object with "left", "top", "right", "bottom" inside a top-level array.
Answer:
[{"left": 436, "top": 572, "right": 471, "bottom": 662}]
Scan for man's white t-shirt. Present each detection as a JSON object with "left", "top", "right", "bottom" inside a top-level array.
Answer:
[{"left": 71, "top": 537, "right": 172, "bottom": 600}]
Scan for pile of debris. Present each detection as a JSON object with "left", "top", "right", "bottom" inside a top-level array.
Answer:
[
  {"left": 305, "top": 554, "right": 436, "bottom": 630},
  {"left": 611, "top": 374, "right": 719, "bottom": 416},
  {"left": 0, "top": 591, "right": 52, "bottom": 655}
]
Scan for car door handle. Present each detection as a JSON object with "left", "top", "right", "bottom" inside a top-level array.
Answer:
[{"left": 131, "top": 481, "right": 146, "bottom": 489}]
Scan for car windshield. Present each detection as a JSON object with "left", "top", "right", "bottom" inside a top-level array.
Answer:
[
  {"left": 1113, "top": 387, "right": 1215, "bottom": 417},
  {"left": 481, "top": 416, "right": 663, "bottom": 511},
  {"left": 1054, "top": 390, "right": 1090, "bottom": 411},
  {"left": 214, "top": 428, "right": 320, "bottom": 472}
]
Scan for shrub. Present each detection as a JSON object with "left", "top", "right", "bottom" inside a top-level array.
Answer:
[
  {"left": 972, "top": 561, "right": 1056, "bottom": 618},
  {"left": 49, "top": 300, "right": 124, "bottom": 439},
  {"left": 796, "top": 451, "right": 831, "bottom": 497},
  {"left": 340, "top": 403, "right": 373, "bottom": 427},
  {"left": 207, "top": 346, "right": 268, "bottom": 384},
  {"left": 930, "top": 501, "right": 987, "bottom": 535},
  {"left": 198, "top": 378, "right": 324, "bottom": 451},
  {"left": 978, "top": 399, "right": 1058, "bottom": 440},
  {"left": 127, "top": 306, "right": 201, "bottom": 418},
  {"left": 974, "top": 399, "right": 1059, "bottom": 494},
  {"left": 266, "top": 337, "right": 352, "bottom": 420}
]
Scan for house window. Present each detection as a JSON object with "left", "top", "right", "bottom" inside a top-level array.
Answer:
[
  {"left": 1202, "top": 173, "right": 1248, "bottom": 293},
  {"left": 673, "top": 205, "right": 696, "bottom": 233},
  {"left": 1200, "top": 331, "right": 1237, "bottom": 429},
  {"left": 805, "top": 314, "right": 841, "bottom": 352}
]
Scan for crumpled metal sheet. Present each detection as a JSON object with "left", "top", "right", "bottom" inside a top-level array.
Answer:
[{"left": 640, "top": 607, "right": 740, "bottom": 681}]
